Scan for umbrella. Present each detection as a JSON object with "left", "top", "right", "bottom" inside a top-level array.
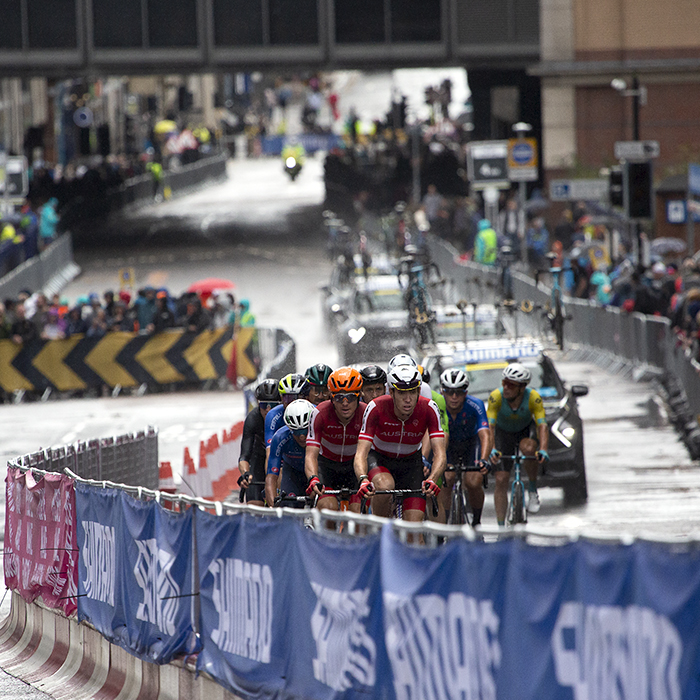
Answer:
[
  {"left": 187, "top": 278, "right": 236, "bottom": 302},
  {"left": 154, "top": 119, "right": 178, "bottom": 136},
  {"left": 650, "top": 237, "right": 687, "bottom": 256}
]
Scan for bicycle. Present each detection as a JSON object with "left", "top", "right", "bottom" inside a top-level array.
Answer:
[
  {"left": 397, "top": 256, "right": 442, "bottom": 347},
  {"left": 359, "top": 488, "right": 439, "bottom": 519},
  {"left": 315, "top": 487, "right": 354, "bottom": 533},
  {"left": 445, "top": 459, "right": 489, "bottom": 526},
  {"left": 535, "top": 252, "right": 567, "bottom": 350},
  {"left": 498, "top": 450, "right": 538, "bottom": 526},
  {"left": 237, "top": 480, "right": 266, "bottom": 503}
]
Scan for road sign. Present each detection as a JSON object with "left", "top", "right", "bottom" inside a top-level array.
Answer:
[
  {"left": 667, "top": 200, "right": 686, "bottom": 224},
  {"left": 614, "top": 140, "right": 660, "bottom": 160},
  {"left": 507, "top": 137, "right": 538, "bottom": 182},
  {"left": 467, "top": 140, "right": 509, "bottom": 190},
  {"left": 549, "top": 178, "right": 608, "bottom": 202},
  {"left": 0, "top": 156, "right": 28, "bottom": 198}
]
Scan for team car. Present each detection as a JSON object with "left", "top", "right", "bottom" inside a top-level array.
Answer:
[{"left": 421, "top": 337, "right": 589, "bottom": 505}]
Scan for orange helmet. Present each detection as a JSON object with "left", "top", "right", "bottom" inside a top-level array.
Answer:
[{"left": 327, "top": 367, "right": 363, "bottom": 395}]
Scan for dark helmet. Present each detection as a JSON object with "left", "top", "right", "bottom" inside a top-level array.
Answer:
[
  {"left": 305, "top": 363, "right": 333, "bottom": 387},
  {"left": 255, "top": 379, "right": 280, "bottom": 403},
  {"left": 360, "top": 364, "right": 387, "bottom": 385}
]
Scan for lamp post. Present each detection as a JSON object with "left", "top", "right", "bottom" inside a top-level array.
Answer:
[{"left": 512, "top": 121, "right": 532, "bottom": 266}]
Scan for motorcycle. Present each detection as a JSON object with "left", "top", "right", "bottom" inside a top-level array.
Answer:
[{"left": 284, "top": 155, "right": 302, "bottom": 181}]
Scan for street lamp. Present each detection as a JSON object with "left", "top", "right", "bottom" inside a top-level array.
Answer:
[{"left": 512, "top": 121, "right": 532, "bottom": 265}]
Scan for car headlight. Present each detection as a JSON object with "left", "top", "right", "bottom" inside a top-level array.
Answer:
[{"left": 551, "top": 415, "right": 576, "bottom": 448}]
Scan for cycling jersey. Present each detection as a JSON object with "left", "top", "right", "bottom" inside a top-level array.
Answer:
[
  {"left": 307, "top": 399, "right": 367, "bottom": 462},
  {"left": 431, "top": 391, "right": 450, "bottom": 435},
  {"left": 359, "top": 394, "right": 444, "bottom": 458},
  {"left": 264, "top": 403, "right": 286, "bottom": 447},
  {"left": 487, "top": 387, "right": 547, "bottom": 433},
  {"left": 239, "top": 407, "right": 266, "bottom": 501},
  {"left": 267, "top": 426, "right": 306, "bottom": 476},
  {"left": 444, "top": 395, "right": 489, "bottom": 464}
]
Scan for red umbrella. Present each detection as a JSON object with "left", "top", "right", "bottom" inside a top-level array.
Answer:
[{"left": 187, "top": 278, "right": 236, "bottom": 302}]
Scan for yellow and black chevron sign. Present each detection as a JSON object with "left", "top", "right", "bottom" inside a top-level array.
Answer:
[{"left": 0, "top": 325, "right": 258, "bottom": 392}]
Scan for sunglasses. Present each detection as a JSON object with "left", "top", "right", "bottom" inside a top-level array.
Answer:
[
  {"left": 502, "top": 379, "right": 524, "bottom": 389},
  {"left": 332, "top": 393, "right": 359, "bottom": 404},
  {"left": 291, "top": 428, "right": 308, "bottom": 436},
  {"left": 442, "top": 388, "right": 466, "bottom": 396},
  {"left": 259, "top": 401, "right": 280, "bottom": 410}
]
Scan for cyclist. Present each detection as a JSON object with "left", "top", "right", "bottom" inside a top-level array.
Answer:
[
  {"left": 354, "top": 364, "right": 446, "bottom": 522},
  {"left": 438, "top": 369, "right": 491, "bottom": 526},
  {"left": 360, "top": 364, "right": 386, "bottom": 403},
  {"left": 487, "top": 363, "right": 550, "bottom": 525},
  {"left": 304, "top": 363, "right": 333, "bottom": 405},
  {"left": 305, "top": 368, "right": 366, "bottom": 513},
  {"left": 264, "top": 373, "right": 308, "bottom": 450},
  {"left": 238, "top": 379, "right": 280, "bottom": 506},
  {"left": 265, "top": 399, "right": 315, "bottom": 507}
]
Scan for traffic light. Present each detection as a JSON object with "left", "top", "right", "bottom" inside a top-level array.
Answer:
[
  {"left": 609, "top": 166, "right": 623, "bottom": 207},
  {"left": 623, "top": 160, "right": 653, "bottom": 219}
]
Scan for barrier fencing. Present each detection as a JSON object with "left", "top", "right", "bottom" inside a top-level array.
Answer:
[
  {"left": 428, "top": 235, "right": 700, "bottom": 450},
  {"left": 6, "top": 460, "right": 700, "bottom": 700}
]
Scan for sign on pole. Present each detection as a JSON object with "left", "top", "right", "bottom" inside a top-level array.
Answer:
[
  {"left": 614, "top": 140, "right": 660, "bottom": 160},
  {"left": 0, "top": 156, "right": 29, "bottom": 198},
  {"left": 467, "top": 140, "right": 510, "bottom": 190},
  {"left": 549, "top": 178, "right": 608, "bottom": 202},
  {"left": 507, "top": 137, "right": 538, "bottom": 182}
]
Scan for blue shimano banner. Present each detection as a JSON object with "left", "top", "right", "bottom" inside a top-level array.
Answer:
[
  {"left": 76, "top": 485, "right": 197, "bottom": 664},
  {"left": 196, "top": 511, "right": 295, "bottom": 699},
  {"left": 379, "top": 523, "right": 511, "bottom": 700}
]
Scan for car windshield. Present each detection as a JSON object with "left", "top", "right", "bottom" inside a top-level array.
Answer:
[
  {"left": 441, "top": 360, "right": 564, "bottom": 401},
  {"left": 354, "top": 289, "right": 405, "bottom": 313}
]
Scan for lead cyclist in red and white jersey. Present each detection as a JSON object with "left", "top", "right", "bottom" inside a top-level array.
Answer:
[{"left": 354, "top": 364, "right": 446, "bottom": 522}]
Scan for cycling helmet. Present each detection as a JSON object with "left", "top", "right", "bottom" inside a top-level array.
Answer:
[
  {"left": 305, "top": 363, "right": 333, "bottom": 387},
  {"left": 284, "top": 399, "right": 315, "bottom": 431},
  {"left": 418, "top": 365, "right": 430, "bottom": 384},
  {"left": 387, "top": 364, "right": 422, "bottom": 391},
  {"left": 327, "top": 367, "right": 363, "bottom": 394},
  {"left": 387, "top": 353, "right": 417, "bottom": 372},
  {"left": 360, "top": 364, "right": 387, "bottom": 385},
  {"left": 278, "top": 373, "right": 307, "bottom": 396},
  {"left": 502, "top": 363, "right": 531, "bottom": 385},
  {"left": 440, "top": 368, "right": 469, "bottom": 390},
  {"left": 255, "top": 379, "right": 280, "bottom": 402}
]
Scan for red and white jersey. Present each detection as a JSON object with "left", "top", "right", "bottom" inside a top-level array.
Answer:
[
  {"left": 307, "top": 400, "right": 367, "bottom": 462},
  {"left": 359, "top": 394, "right": 444, "bottom": 458}
]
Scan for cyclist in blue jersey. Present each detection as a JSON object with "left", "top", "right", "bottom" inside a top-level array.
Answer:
[
  {"left": 264, "top": 373, "right": 308, "bottom": 451},
  {"left": 265, "top": 399, "right": 315, "bottom": 507},
  {"left": 438, "top": 368, "right": 491, "bottom": 526}
]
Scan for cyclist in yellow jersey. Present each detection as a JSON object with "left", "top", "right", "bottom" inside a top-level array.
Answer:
[{"left": 487, "top": 363, "right": 549, "bottom": 525}]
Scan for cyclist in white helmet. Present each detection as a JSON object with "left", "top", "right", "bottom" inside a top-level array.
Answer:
[{"left": 487, "top": 362, "right": 550, "bottom": 524}]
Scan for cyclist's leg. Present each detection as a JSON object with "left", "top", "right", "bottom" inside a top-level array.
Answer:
[
  {"left": 520, "top": 423, "right": 541, "bottom": 511},
  {"left": 437, "top": 468, "right": 455, "bottom": 523},
  {"left": 368, "top": 450, "right": 394, "bottom": 518},
  {"left": 246, "top": 455, "right": 266, "bottom": 507},
  {"left": 279, "top": 467, "right": 308, "bottom": 508},
  {"left": 392, "top": 453, "right": 426, "bottom": 524},
  {"left": 493, "top": 428, "right": 518, "bottom": 525},
  {"left": 319, "top": 456, "right": 362, "bottom": 513},
  {"left": 463, "top": 441, "right": 485, "bottom": 525}
]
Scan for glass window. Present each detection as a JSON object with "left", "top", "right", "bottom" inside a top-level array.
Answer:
[
  {"left": 213, "top": 0, "right": 263, "bottom": 46},
  {"left": 390, "top": 0, "right": 441, "bottom": 42},
  {"left": 93, "top": 0, "right": 142, "bottom": 48},
  {"left": 514, "top": 0, "right": 539, "bottom": 42},
  {"left": 0, "top": 1, "right": 22, "bottom": 49},
  {"left": 148, "top": 0, "right": 197, "bottom": 47},
  {"left": 269, "top": 0, "right": 318, "bottom": 45},
  {"left": 335, "top": 0, "right": 384, "bottom": 43},
  {"left": 28, "top": 0, "right": 77, "bottom": 48},
  {"left": 456, "top": 0, "right": 508, "bottom": 45}
]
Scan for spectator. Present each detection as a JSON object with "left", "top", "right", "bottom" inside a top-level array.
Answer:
[
  {"left": 108, "top": 302, "right": 134, "bottom": 332},
  {"left": 553, "top": 209, "right": 575, "bottom": 251},
  {"left": 103, "top": 290, "right": 116, "bottom": 321},
  {"left": 422, "top": 184, "right": 446, "bottom": 233},
  {"left": 65, "top": 306, "right": 88, "bottom": 336},
  {"left": 0, "top": 302, "right": 12, "bottom": 339},
  {"left": 147, "top": 293, "right": 176, "bottom": 333},
  {"left": 20, "top": 203, "right": 39, "bottom": 260},
  {"left": 473, "top": 219, "right": 498, "bottom": 265},
  {"left": 39, "top": 197, "right": 59, "bottom": 250},
  {"left": 133, "top": 287, "right": 157, "bottom": 330},
  {"left": 184, "top": 298, "right": 211, "bottom": 333},
  {"left": 10, "top": 303, "right": 38, "bottom": 345},
  {"left": 41, "top": 308, "right": 66, "bottom": 340},
  {"left": 237, "top": 299, "right": 256, "bottom": 328},
  {"left": 497, "top": 198, "right": 519, "bottom": 252},
  {"left": 526, "top": 217, "right": 550, "bottom": 269},
  {"left": 86, "top": 309, "right": 108, "bottom": 338}
]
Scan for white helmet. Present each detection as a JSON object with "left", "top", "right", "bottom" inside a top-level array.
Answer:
[
  {"left": 387, "top": 353, "right": 417, "bottom": 372},
  {"left": 387, "top": 364, "right": 422, "bottom": 391},
  {"left": 440, "top": 368, "right": 469, "bottom": 390},
  {"left": 284, "top": 399, "right": 315, "bottom": 431},
  {"left": 502, "top": 363, "right": 531, "bottom": 385}
]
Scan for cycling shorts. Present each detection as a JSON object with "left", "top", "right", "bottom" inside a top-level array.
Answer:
[
  {"left": 280, "top": 467, "right": 308, "bottom": 501},
  {"left": 244, "top": 455, "right": 266, "bottom": 503},
  {"left": 494, "top": 423, "right": 538, "bottom": 472},
  {"left": 318, "top": 455, "right": 361, "bottom": 504},
  {"left": 367, "top": 449, "right": 425, "bottom": 512},
  {"left": 446, "top": 438, "right": 480, "bottom": 472}
]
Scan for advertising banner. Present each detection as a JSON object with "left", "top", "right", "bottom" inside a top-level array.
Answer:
[
  {"left": 76, "top": 485, "right": 197, "bottom": 664},
  {"left": 4, "top": 467, "right": 78, "bottom": 616}
]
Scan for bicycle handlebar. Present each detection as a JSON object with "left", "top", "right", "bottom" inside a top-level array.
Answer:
[
  {"left": 360, "top": 490, "right": 439, "bottom": 518},
  {"left": 238, "top": 480, "right": 266, "bottom": 502}
]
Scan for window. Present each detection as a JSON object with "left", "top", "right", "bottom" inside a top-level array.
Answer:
[
  {"left": 0, "top": 1, "right": 22, "bottom": 49},
  {"left": 269, "top": 0, "right": 318, "bottom": 44},
  {"left": 147, "top": 0, "right": 198, "bottom": 47},
  {"left": 28, "top": 0, "right": 77, "bottom": 48},
  {"left": 213, "top": 0, "right": 263, "bottom": 46},
  {"left": 93, "top": 0, "right": 142, "bottom": 48},
  {"left": 390, "top": 0, "right": 441, "bottom": 42},
  {"left": 335, "top": 0, "right": 384, "bottom": 43}
]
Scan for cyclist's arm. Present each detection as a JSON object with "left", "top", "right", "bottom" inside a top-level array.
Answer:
[
  {"left": 238, "top": 411, "right": 256, "bottom": 479},
  {"left": 265, "top": 473, "right": 278, "bottom": 507},
  {"left": 529, "top": 390, "right": 549, "bottom": 451},
  {"left": 305, "top": 444, "right": 320, "bottom": 481},
  {"left": 266, "top": 433, "right": 285, "bottom": 506},
  {"left": 426, "top": 435, "right": 446, "bottom": 483},
  {"left": 354, "top": 439, "right": 372, "bottom": 482},
  {"left": 477, "top": 427, "right": 491, "bottom": 461},
  {"left": 486, "top": 389, "right": 502, "bottom": 457}
]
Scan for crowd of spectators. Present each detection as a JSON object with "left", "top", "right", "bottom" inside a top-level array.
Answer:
[{"left": 0, "top": 286, "right": 255, "bottom": 347}]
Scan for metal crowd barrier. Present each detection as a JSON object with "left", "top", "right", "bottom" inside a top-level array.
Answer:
[{"left": 9, "top": 426, "right": 159, "bottom": 489}]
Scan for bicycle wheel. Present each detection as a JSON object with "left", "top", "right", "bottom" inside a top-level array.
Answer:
[{"left": 507, "top": 481, "right": 527, "bottom": 525}]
